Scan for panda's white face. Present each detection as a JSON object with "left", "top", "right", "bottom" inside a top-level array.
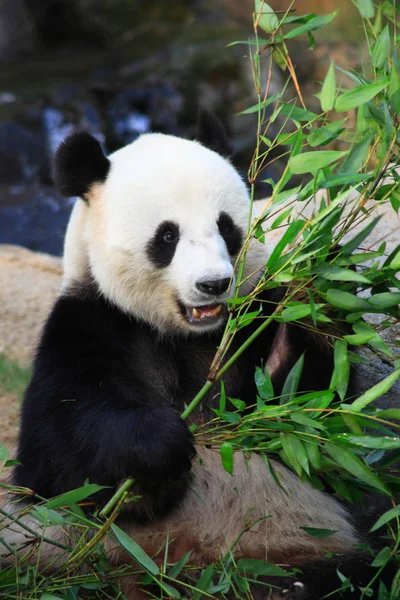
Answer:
[{"left": 62, "top": 133, "right": 268, "bottom": 334}]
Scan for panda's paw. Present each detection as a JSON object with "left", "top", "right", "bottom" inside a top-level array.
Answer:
[{"left": 136, "top": 408, "right": 196, "bottom": 484}]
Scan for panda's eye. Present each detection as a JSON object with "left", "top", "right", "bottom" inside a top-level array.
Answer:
[
  {"left": 218, "top": 222, "right": 231, "bottom": 235},
  {"left": 163, "top": 231, "right": 176, "bottom": 243}
]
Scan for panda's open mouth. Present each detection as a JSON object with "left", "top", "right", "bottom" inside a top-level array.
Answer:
[{"left": 181, "top": 303, "right": 224, "bottom": 325}]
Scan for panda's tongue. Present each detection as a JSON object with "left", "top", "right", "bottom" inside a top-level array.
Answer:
[{"left": 191, "top": 304, "right": 222, "bottom": 321}]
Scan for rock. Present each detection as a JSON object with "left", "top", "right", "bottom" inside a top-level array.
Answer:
[
  {"left": 0, "top": 245, "right": 62, "bottom": 365},
  {"left": 0, "top": 188, "right": 75, "bottom": 256}
]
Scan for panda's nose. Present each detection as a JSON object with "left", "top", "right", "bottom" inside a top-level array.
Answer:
[{"left": 196, "top": 278, "right": 231, "bottom": 296}]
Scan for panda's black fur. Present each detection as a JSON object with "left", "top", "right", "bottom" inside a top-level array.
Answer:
[
  {"left": 6, "top": 116, "right": 396, "bottom": 599},
  {"left": 14, "top": 282, "right": 331, "bottom": 516}
]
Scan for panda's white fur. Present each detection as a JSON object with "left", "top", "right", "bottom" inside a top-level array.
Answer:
[
  {"left": 1, "top": 121, "right": 386, "bottom": 600},
  {"left": 63, "top": 134, "right": 267, "bottom": 334}
]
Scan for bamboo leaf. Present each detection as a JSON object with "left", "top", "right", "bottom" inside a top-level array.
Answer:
[
  {"left": 308, "top": 119, "right": 346, "bottom": 147},
  {"left": 267, "top": 220, "right": 305, "bottom": 267},
  {"left": 335, "top": 80, "right": 389, "bottom": 112},
  {"left": 330, "top": 340, "right": 349, "bottom": 401},
  {"left": 281, "top": 433, "right": 309, "bottom": 475},
  {"left": 321, "top": 61, "right": 336, "bottom": 111},
  {"left": 325, "top": 442, "right": 391, "bottom": 496},
  {"left": 284, "top": 12, "right": 337, "bottom": 40},
  {"left": 254, "top": 1, "right": 279, "bottom": 33},
  {"left": 291, "top": 412, "right": 327, "bottom": 431},
  {"left": 370, "top": 505, "right": 400, "bottom": 532},
  {"left": 46, "top": 484, "right": 107, "bottom": 509},
  {"left": 352, "top": 0, "right": 375, "bottom": 19},
  {"left": 279, "top": 103, "right": 318, "bottom": 122},
  {"left": 368, "top": 292, "right": 400, "bottom": 309},
  {"left": 340, "top": 217, "right": 381, "bottom": 254},
  {"left": 372, "top": 25, "right": 390, "bottom": 69},
  {"left": 238, "top": 93, "right": 280, "bottom": 115},
  {"left": 255, "top": 366, "right": 274, "bottom": 400},
  {"left": 111, "top": 524, "right": 159, "bottom": 575},
  {"left": 237, "top": 559, "right": 289, "bottom": 576},
  {"left": 289, "top": 151, "right": 347, "bottom": 174},
  {"left": 326, "top": 289, "right": 371, "bottom": 312},
  {"left": 338, "top": 134, "right": 373, "bottom": 176},
  {"left": 314, "top": 264, "right": 371, "bottom": 284},
  {"left": 300, "top": 527, "right": 338, "bottom": 538},
  {"left": 350, "top": 369, "right": 400, "bottom": 412},
  {"left": 220, "top": 442, "right": 234, "bottom": 474},
  {"left": 281, "top": 354, "right": 304, "bottom": 403},
  {"left": 371, "top": 546, "right": 391, "bottom": 567},
  {"left": 332, "top": 433, "right": 400, "bottom": 450}
]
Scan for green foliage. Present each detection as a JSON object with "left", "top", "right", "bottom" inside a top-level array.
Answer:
[
  {"left": 0, "top": 354, "right": 31, "bottom": 398},
  {"left": 2, "top": 1, "right": 400, "bottom": 598}
]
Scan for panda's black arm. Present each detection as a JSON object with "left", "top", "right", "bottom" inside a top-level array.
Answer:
[{"left": 14, "top": 294, "right": 195, "bottom": 505}]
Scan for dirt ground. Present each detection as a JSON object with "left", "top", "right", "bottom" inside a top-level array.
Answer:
[{"left": 0, "top": 391, "right": 19, "bottom": 454}]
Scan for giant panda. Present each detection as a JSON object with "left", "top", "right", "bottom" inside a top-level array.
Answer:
[{"left": 0, "top": 112, "right": 395, "bottom": 599}]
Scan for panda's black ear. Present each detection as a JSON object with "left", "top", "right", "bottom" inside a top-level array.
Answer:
[
  {"left": 53, "top": 132, "right": 110, "bottom": 200},
  {"left": 196, "top": 109, "right": 233, "bottom": 157}
]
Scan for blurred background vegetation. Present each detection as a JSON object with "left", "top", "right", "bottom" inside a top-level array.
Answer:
[{"left": 0, "top": 0, "right": 364, "bottom": 255}]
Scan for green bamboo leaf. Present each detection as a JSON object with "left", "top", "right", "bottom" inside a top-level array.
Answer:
[
  {"left": 169, "top": 550, "right": 193, "bottom": 579},
  {"left": 193, "top": 565, "right": 215, "bottom": 600},
  {"left": 289, "top": 151, "right": 347, "bottom": 174},
  {"left": 291, "top": 412, "right": 327, "bottom": 431},
  {"left": 280, "top": 305, "right": 312, "bottom": 322},
  {"left": 368, "top": 292, "right": 400, "bottom": 309},
  {"left": 279, "top": 103, "right": 318, "bottom": 122},
  {"left": 281, "top": 354, "right": 304, "bottom": 403},
  {"left": 321, "top": 61, "right": 336, "bottom": 111},
  {"left": 338, "top": 134, "right": 374, "bottom": 176},
  {"left": 254, "top": 1, "right": 279, "bottom": 33},
  {"left": 321, "top": 173, "right": 372, "bottom": 188},
  {"left": 340, "top": 217, "right": 381, "bottom": 254},
  {"left": 308, "top": 119, "right": 346, "bottom": 147},
  {"left": 350, "top": 369, "right": 400, "bottom": 412},
  {"left": 325, "top": 442, "right": 391, "bottom": 496},
  {"left": 352, "top": 0, "right": 375, "bottom": 19},
  {"left": 111, "top": 524, "right": 159, "bottom": 575},
  {"left": 237, "top": 559, "right": 289, "bottom": 576},
  {"left": 335, "top": 79, "right": 389, "bottom": 112},
  {"left": 238, "top": 93, "right": 280, "bottom": 115},
  {"left": 300, "top": 527, "right": 338, "bottom": 538},
  {"left": 389, "top": 62, "right": 400, "bottom": 112},
  {"left": 313, "top": 264, "right": 371, "bottom": 284},
  {"left": 330, "top": 340, "right": 349, "bottom": 401},
  {"left": 332, "top": 433, "right": 400, "bottom": 450},
  {"left": 255, "top": 366, "right": 274, "bottom": 400},
  {"left": 376, "top": 409, "right": 400, "bottom": 421},
  {"left": 326, "top": 289, "right": 371, "bottom": 312},
  {"left": 220, "top": 442, "right": 234, "bottom": 474},
  {"left": 267, "top": 220, "right": 305, "bottom": 267},
  {"left": 371, "top": 546, "right": 391, "bottom": 567},
  {"left": 304, "top": 441, "right": 322, "bottom": 470},
  {"left": 46, "top": 484, "right": 107, "bottom": 509},
  {"left": 370, "top": 505, "right": 400, "bottom": 532},
  {"left": 283, "top": 12, "right": 337, "bottom": 40},
  {"left": 281, "top": 433, "right": 309, "bottom": 475},
  {"left": 372, "top": 25, "right": 390, "bottom": 69}
]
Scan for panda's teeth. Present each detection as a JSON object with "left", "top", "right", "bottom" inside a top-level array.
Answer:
[{"left": 192, "top": 308, "right": 201, "bottom": 319}]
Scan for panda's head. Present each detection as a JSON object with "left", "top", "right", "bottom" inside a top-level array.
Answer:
[{"left": 55, "top": 112, "right": 267, "bottom": 334}]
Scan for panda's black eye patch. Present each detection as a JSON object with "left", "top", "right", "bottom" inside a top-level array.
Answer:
[
  {"left": 217, "top": 212, "right": 242, "bottom": 256},
  {"left": 147, "top": 221, "right": 180, "bottom": 268}
]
